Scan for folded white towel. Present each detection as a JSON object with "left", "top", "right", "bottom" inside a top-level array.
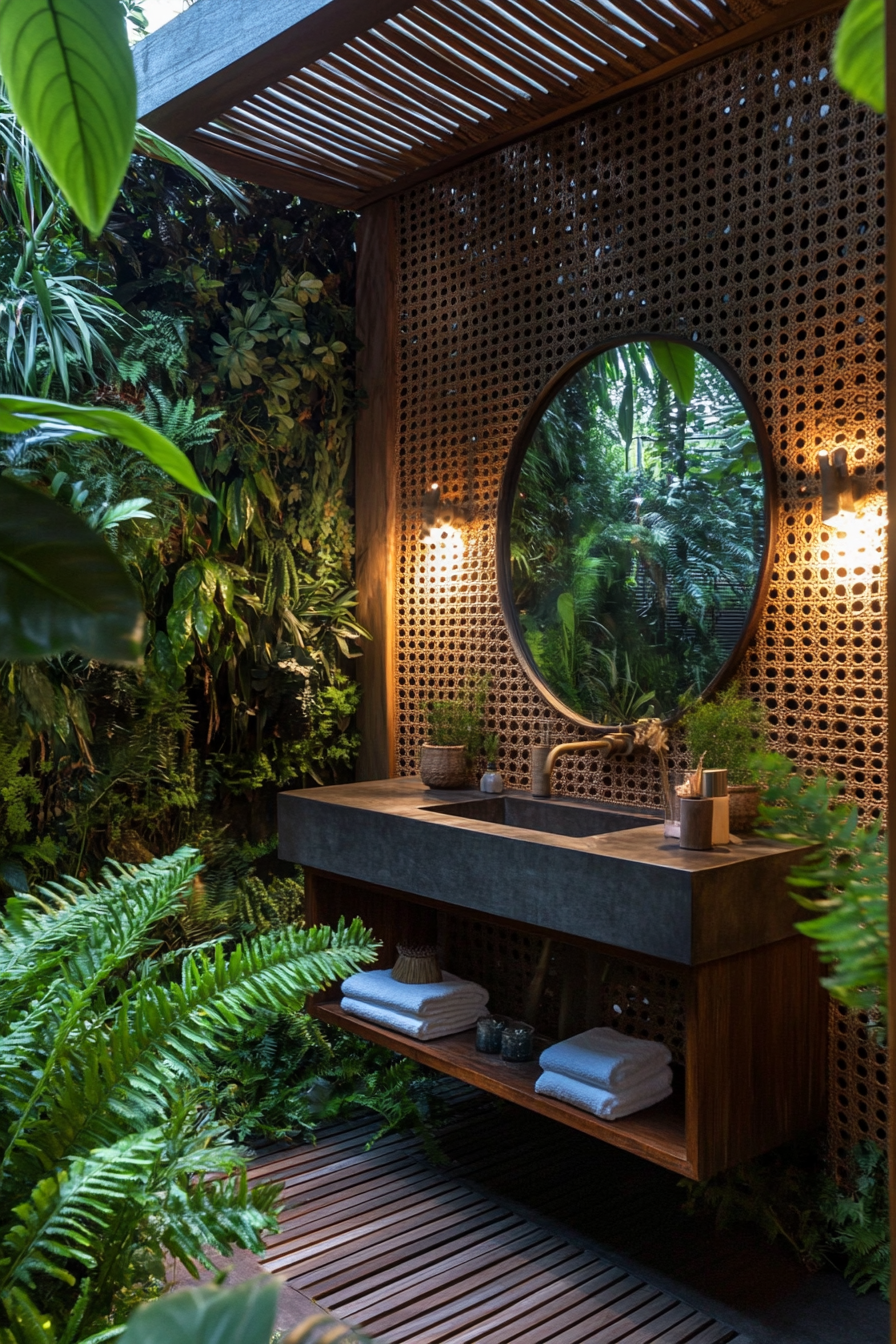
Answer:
[
  {"left": 341, "top": 969, "right": 488, "bottom": 1018},
  {"left": 341, "top": 997, "right": 483, "bottom": 1041},
  {"left": 539, "top": 1027, "right": 671, "bottom": 1091},
  {"left": 534, "top": 1067, "right": 673, "bottom": 1120}
]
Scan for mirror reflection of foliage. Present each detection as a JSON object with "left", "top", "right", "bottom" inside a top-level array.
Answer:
[
  {"left": 0, "top": 129, "right": 365, "bottom": 884},
  {"left": 511, "top": 342, "right": 765, "bottom": 721}
]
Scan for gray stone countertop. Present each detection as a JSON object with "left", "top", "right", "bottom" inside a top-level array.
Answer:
[{"left": 278, "top": 777, "right": 809, "bottom": 966}]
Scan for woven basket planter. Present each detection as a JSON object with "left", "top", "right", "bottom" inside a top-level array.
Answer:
[
  {"left": 728, "top": 784, "right": 760, "bottom": 832},
  {"left": 419, "top": 744, "right": 468, "bottom": 789}
]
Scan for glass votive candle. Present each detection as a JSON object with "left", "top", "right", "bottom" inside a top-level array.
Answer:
[
  {"left": 500, "top": 1023, "right": 535, "bottom": 1062},
  {"left": 664, "top": 770, "right": 689, "bottom": 839},
  {"left": 475, "top": 1016, "right": 505, "bottom": 1054}
]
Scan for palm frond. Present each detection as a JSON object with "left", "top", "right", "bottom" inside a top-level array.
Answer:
[{"left": 133, "top": 128, "right": 249, "bottom": 213}]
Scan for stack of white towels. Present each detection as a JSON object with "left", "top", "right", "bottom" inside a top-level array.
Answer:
[
  {"left": 341, "top": 969, "right": 489, "bottom": 1040},
  {"left": 535, "top": 1027, "right": 672, "bottom": 1120}
]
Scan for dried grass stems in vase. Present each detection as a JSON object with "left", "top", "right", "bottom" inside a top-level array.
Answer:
[
  {"left": 392, "top": 944, "right": 442, "bottom": 984},
  {"left": 677, "top": 753, "right": 706, "bottom": 800}
]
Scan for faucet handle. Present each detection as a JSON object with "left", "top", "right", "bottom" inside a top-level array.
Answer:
[{"left": 531, "top": 744, "right": 552, "bottom": 797}]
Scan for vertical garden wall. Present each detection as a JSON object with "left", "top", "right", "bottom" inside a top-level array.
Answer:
[{"left": 0, "top": 141, "right": 365, "bottom": 903}]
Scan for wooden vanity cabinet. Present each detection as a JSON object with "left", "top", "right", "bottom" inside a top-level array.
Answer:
[{"left": 304, "top": 868, "right": 827, "bottom": 1181}]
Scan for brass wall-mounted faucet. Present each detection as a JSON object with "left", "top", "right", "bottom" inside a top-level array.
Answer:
[{"left": 530, "top": 734, "right": 635, "bottom": 798}]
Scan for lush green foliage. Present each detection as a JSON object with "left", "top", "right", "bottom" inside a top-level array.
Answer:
[
  {"left": 681, "top": 1139, "right": 890, "bottom": 1296},
  {"left": 0, "top": 120, "right": 364, "bottom": 883},
  {"left": 0, "top": 849, "right": 377, "bottom": 1343},
  {"left": 756, "top": 752, "right": 888, "bottom": 1023},
  {"left": 0, "top": 98, "right": 209, "bottom": 665},
  {"left": 822, "top": 1141, "right": 890, "bottom": 1297},
  {"left": 681, "top": 683, "right": 767, "bottom": 784},
  {"left": 424, "top": 674, "right": 490, "bottom": 754},
  {"left": 209, "top": 1012, "right": 449, "bottom": 1155},
  {"left": 510, "top": 342, "right": 765, "bottom": 722},
  {"left": 833, "top": 0, "right": 884, "bottom": 114}
]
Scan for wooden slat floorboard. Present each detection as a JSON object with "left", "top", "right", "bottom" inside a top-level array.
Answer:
[{"left": 249, "top": 1104, "right": 742, "bottom": 1343}]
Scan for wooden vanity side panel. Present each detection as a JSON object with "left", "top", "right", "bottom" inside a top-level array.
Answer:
[{"left": 686, "top": 934, "right": 827, "bottom": 1177}]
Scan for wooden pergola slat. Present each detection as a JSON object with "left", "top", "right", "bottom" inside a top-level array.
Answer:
[{"left": 136, "top": 0, "right": 836, "bottom": 207}]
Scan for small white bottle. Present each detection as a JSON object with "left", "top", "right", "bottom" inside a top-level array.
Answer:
[{"left": 480, "top": 759, "right": 504, "bottom": 794}]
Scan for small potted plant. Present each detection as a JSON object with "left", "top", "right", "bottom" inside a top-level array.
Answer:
[
  {"left": 681, "top": 683, "right": 768, "bottom": 831},
  {"left": 420, "top": 675, "right": 489, "bottom": 789}
]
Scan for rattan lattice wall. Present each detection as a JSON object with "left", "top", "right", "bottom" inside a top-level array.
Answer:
[{"left": 392, "top": 13, "right": 886, "bottom": 1173}]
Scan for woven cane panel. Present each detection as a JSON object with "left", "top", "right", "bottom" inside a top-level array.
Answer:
[
  {"left": 829, "top": 1001, "right": 888, "bottom": 1180},
  {"left": 393, "top": 14, "right": 887, "bottom": 1162},
  {"left": 440, "top": 913, "right": 686, "bottom": 1065}
]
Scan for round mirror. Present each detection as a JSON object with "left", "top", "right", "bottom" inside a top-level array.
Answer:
[{"left": 498, "top": 337, "right": 774, "bottom": 727}]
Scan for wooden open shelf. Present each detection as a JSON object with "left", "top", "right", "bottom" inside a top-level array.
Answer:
[{"left": 314, "top": 1002, "right": 691, "bottom": 1175}]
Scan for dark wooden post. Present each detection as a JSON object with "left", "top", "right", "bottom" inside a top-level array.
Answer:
[{"left": 354, "top": 198, "right": 398, "bottom": 781}]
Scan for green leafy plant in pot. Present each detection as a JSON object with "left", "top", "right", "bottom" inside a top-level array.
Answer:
[
  {"left": 682, "top": 683, "right": 768, "bottom": 831},
  {"left": 420, "top": 674, "right": 489, "bottom": 789}
]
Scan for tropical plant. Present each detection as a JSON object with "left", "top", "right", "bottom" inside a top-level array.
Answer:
[
  {"left": 209, "top": 1012, "right": 448, "bottom": 1153},
  {"left": 822, "top": 1141, "right": 890, "bottom": 1297},
  {"left": 0, "top": 0, "right": 250, "bottom": 666},
  {"left": 0, "top": 0, "right": 135, "bottom": 237},
  {"left": 833, "top": 0, "right": 884, "bottom": 114},
  {"left": 755, "top": 751, "right": 888, "bottom": 1025},
  {"left": 681, "top": 1137, "right": 890, "bottom": 1296},
  {"left": 681, "top": 683, "right": 768, "bottom": 784},
  {"left": 118, "top": 1276, "right": 370, "bottom": 1344},
  {"left": 0, "top": 847, "right": 377, "bottom": 1342},
  {"left": 0, "top": 132, "right": 365, "bottom": 880},
  {"left": 424, "top": 673, "right": 490, "bottom": 755}
]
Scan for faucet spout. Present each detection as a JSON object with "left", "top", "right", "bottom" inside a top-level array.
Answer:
[{"left": 530, "top": 733, "right": 634, "bottom": 797}]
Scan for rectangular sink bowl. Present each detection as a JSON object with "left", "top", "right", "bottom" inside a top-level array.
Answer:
[{"left": 423, "top": 795, "right": 657, "bottom": 838}]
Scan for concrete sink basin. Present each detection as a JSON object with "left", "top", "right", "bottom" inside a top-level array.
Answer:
[{"left": 423, "top": 795, "right": 657, "bottom": 838}]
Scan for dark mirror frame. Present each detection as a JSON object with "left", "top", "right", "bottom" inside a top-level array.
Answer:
[{"left": 496, "top": 333, "right": 778, "bottom": 730}]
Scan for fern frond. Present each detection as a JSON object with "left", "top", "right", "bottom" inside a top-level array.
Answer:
[
  {"left": 7, "top": 920, "right": 377, "bottom": 1182},
  {"left": 0, "top": 851, "right": 201, "bottom": 1019},
  {"left": 0, "top": 1132, "right": 163, "bottom": 1294}
]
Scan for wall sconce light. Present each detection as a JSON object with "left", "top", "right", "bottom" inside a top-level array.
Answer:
[
  {"left": 817, "top": 448, "right": 868, "bottom": 526},
  {"left": 419, "top": 482, "right": 471, "bottom": 543}
]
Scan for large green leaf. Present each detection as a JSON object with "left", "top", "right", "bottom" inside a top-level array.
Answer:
[
  {"left": 118, "top": 1275, "right": 281, "bottom": 1344},
  {"left": 833, "top": 0, "right": 885, "bottom": 113},
  {"left": 649, "top": 341, "right": 696, "bottom": 406},
  {"left": 0, "top": 0, "right": 136, "bottom": 235},
  {"left": 0, "top": 396, "right": 212, "bottom": 497},
  {"left": 0, "top": 475, "right": 144, "bottom": 662}
]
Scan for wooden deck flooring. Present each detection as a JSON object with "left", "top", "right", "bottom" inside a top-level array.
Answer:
[{"left": 249, "top": 1098, "right": 743, "bottom": 1344}]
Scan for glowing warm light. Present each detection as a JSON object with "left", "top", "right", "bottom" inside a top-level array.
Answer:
[
  {"left": 817, "top": 502, "right": 885, "bottom": 575},
  {"left": 420, "top": 524, "right": 463, "bottom": 551}
]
